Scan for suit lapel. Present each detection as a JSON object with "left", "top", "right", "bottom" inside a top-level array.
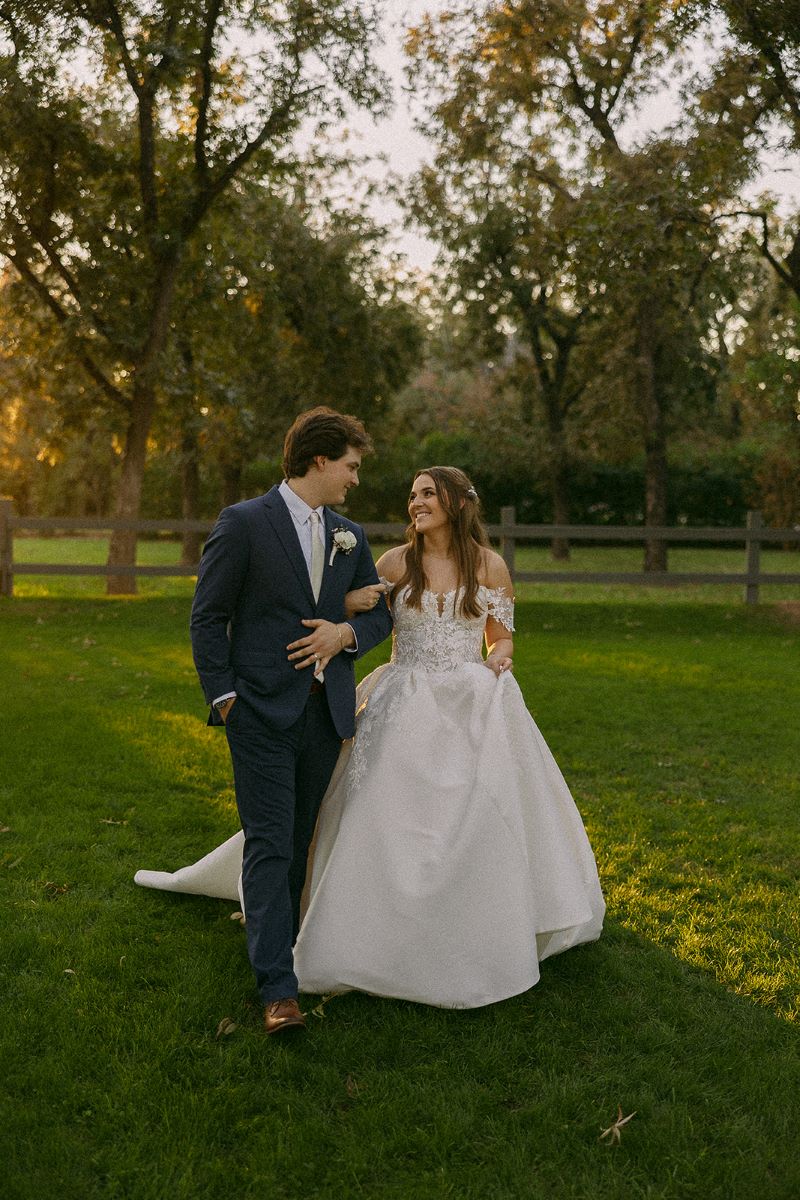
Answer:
[{"left": 263, "top": 487, "right": 315, "bottom": 608}]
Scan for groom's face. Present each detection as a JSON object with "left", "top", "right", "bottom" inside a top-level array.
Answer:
[{"left": 315, "top": 446, "right": 362, "bottom": 506}]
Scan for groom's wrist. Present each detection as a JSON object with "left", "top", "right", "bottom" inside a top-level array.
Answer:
[{"left": 337, "top": 623, "right": 356, "bottom": 652}]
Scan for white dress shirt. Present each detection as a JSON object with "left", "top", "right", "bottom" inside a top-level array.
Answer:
[{"left": 278, "top": 479, "right": 327, "bottom": 575}]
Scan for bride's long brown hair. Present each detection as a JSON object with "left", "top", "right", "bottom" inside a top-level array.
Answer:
[{"left": 394, "top": 466, "right": 490, "bottom": 618}]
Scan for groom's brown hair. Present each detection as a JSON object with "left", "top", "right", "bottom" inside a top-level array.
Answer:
[{"left": 283, "top": 406, "right": 373, "bottom": 478}]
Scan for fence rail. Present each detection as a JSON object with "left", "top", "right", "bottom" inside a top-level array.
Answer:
[{"left": 1, "top": 500, "right": 799, "bottom": 603}]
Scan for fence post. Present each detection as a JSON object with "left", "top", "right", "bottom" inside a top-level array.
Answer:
[
  {"left": 500, "top": 505, "right": 516, "bottom": 583},
  {"left": 0, "top": 497, "right": 14, "bottom": 598},
  {"left": 744, "top": 510, "right": 762, "bottom": 605}
]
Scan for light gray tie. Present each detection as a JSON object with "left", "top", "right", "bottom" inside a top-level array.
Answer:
[{"left": 309, "top": 510, "right": 324, "bottom": 602}]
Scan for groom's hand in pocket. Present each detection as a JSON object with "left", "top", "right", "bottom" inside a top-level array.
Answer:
[
  {"left": 287, "top": 619, "right": 354, "bottom": 675},
  {"left": 216, "top": 696, "right": 237, "bottom": 723}
]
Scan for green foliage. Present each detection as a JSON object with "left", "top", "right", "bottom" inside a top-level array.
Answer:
[
  {"left": 0, "top": 0, "right": 393, "bottom": 575},
  {"left": 0, "top": 179, "right": 422, "bottom": 518},
  {"left": 404, "top": 0, "right": 761, "bottom": 554}
]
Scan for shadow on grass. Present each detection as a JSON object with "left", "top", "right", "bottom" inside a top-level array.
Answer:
[{"left": 4, "top": 891, "right": 799, "bottom": 1200}]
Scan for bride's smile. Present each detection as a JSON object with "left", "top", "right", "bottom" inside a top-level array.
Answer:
[{"left": 409, "top": 473, "right": 448, "bottom": 535}]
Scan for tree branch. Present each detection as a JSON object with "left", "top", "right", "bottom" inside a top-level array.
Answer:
[
  {"left": 0, "top": 4, "right": 22, "bottom": 64},
  {"left": 716, "top": 208, "right": 794, "bottom": 288},
  {"left": 93, "top": 0, "right": 142, "bottom": 98},
  {"left": 195, "top": 0, "right": 224, "bottom": 184},
  {"left": 528, "top": 164, "right": 576, "bottom": 201},
  {"left": 3, "top": 246, "right": 127, "bottom": 409},
  {"left": 739, "top": 10, "right": 800, "bottom": 134},
  {"left": 181, "top": 79, "right": 322, "bottom": 238},
  {"left": 558, "top": 43, "right": 621, "bottom": 150},
  {"left": 93, "top": 1, "right": 161, "bottom": 236},
  {"left": 605, "top": 23, "right": 645, "bottom": 118},
  {"left": 6, "top": 212, "right": 115, "bottom": 344}
]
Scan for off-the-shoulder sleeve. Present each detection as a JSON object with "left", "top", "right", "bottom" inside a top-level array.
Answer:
[{"left": 486, "top": 586, "right": 515, "bottom": 633}]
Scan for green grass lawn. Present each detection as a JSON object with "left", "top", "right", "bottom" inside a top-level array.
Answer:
[{"left": 1, "top": 583, "right": 799, "bottom": 1199}]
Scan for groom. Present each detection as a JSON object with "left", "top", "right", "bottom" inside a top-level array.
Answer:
[{"left": 190, "top": 407, "right": 392, "bottom": 1034}]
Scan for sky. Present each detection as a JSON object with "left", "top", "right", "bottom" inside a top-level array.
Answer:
[{"left": 337, "top": 1, "right": 800, "bottom": 274}]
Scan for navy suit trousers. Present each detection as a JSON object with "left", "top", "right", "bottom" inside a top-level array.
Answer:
[{"left": 224, "top": 688, "right": 342, "bottom": 1003}]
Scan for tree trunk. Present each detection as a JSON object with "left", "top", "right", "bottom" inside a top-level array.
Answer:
[
  {"left": 180, "top": 423, "right": 203, "bottom": 567},
  {"left": 106, "top": 382, "right": 157, "bottom": 594},
  {"left": 637, "top": 302, "right": 668, "bottom": 573},
  {"left": 644, "top": 426, "right": 668, "bottom": 572},
  {"left": 105, "top": 251, "right": 182, "bottom": 593},
  {"left": 221, "top": 463, "right": 242, "bottom": 509},
  {"left": 543, "top": 391, "right": 571, "bottom": 561},
  {"left": 548, "top": 457, "right": 571, "bottom": 561}
]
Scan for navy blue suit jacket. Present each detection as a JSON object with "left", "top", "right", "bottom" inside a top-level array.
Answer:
[{"left": 190, "top": 486, "right": 393, "bottom": 740}]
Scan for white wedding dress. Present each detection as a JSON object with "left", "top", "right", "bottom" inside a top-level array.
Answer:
[{"left": 136, "top": 586, "right": 604, "bottom": 1008}]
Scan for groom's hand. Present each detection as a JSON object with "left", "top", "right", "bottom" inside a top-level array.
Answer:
[{"left": 287, "top": 619, "right": 355, "bottom": 673}]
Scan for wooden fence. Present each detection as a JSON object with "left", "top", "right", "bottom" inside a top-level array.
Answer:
[{"left": 1, "top": 499, "right": 799, "bottom": 604}]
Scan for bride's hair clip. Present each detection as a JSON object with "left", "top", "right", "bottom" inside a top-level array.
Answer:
[{"left": 466, "top": 487, "right": 478, "bottom": 500}]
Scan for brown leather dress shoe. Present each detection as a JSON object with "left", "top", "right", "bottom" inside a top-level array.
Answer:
[{"left": 264, "top": 997, "right": 306, "bottom": 1035}]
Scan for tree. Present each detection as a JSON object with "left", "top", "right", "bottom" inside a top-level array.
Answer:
[
  {"left": 405, "top": 148, "right": 590, "bottom": 557},
  {"left": 691, "top": 0, "right": 800, "bottom": 303},
  {"left": 0, "top": 265, "right": 122, "bottom": 517},
  {"left": 405, "top": 0, "right": 754, "bottom": 568},
  {"left": 0, "top": 1, "right": 387, "bottom": 591},
  {"left": 686, "top": 1, "right": 800, "bottom": 526},
  {"left": 723, "top": 265, "right": 800, "bottom": 527},
  {"left": 164, "top": 181, "right": 422, "bottom": 556}
]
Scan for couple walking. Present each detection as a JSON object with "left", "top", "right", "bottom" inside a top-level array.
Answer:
[{"left": 135, "top": 406, "right": 604, "bottom": 1032}]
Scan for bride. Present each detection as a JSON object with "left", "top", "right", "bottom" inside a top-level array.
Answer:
[{"left": 136, "top": 467, "right": 604, "bottom": 1008}]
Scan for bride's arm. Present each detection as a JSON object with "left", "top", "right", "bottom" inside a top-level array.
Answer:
[
  {"left": 481, "top": 551, "right": 515, "bottom": 675},
  {"left": 343, "top": 547, "right": 405, "bottom": 617},
  {"left": 344, "top": 582, "right": 389, "bottom": 617},
  {"left": 484, "top": 628, "right": 513, "bottom": 675}
]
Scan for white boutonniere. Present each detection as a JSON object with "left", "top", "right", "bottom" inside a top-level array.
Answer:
[{"left": 329, "top": 526, "right": 357, "bottom": 566}]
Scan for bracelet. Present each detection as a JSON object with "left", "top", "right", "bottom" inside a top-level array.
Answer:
[{"left": 336, "top": 625, "right": 344, "bottom": 651}]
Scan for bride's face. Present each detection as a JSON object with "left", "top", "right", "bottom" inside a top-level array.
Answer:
[{"left": 409, "top": 474, "right": 449, "bottom": 536}]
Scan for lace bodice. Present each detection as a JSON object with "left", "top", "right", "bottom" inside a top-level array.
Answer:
[{"left": 390, "top": 586, "right": 514, "bottom": 671}]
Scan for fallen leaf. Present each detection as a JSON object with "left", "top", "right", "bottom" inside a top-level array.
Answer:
[
  {"left": 215, "top": 1017, "right": 237, "bottom": 1039},
  {"left": 100, "top": 818, "right": 128, "bottom": 826},
  {"left": 599, "top": 1105, "right": 637, "bottom": 1145},
  {"left": 82, "top": 636, "right": 96, "bottom": 648},
  {"left": 64, "top": 969, "right": 76, "bottom": 976},
  {"left": 311, "top": 993, "right": 337, "bottom": 1019},
  {"left": 229, "top": 910, "right": 246, "bottom": 924},
  {"left": 0, "top": 826, "right": 11, "bottom": 834},
  {"left": 43, "top": 880, "right": 69, "bottom": 896},
  {"left": 345, "top": 1075, "right": 361, "bottom": 1098}
]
